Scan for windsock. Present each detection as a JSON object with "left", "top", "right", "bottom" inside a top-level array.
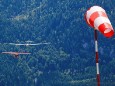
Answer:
[{"left": 85, "top": 6, "right": 114, "bottom": 38}]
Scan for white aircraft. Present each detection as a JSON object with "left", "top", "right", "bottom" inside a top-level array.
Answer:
[{"left": 9, "top": 42, "right": 50, "bottom": 46}]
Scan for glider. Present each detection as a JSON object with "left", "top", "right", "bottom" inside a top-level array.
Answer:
[
  {"left": 9, "top": 42, "right": 50, "bottom": 46},
  {"left": 1, "top": 52, "right": 31, "bottom": 58}
]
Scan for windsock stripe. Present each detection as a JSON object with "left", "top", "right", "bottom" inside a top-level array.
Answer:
[
  {"left": 84, "top": 13, "right": 91, "bottom": 26},
  {"left": 97, "top": 74, "right": 100, "bottom": 86},
  {"left": 88, "top": 11, "right": 108, "bottom": 27},
  {"left": 98, "top": 23, "right": 114, "bottom": 33},
  {"left": 98, "top": 23, "right": 114, "bottom": 37},
  {"left": 86, "top": 6, "right": 105, "bottom": 22},
  {"left": 94, "top": 17, "right": 111, "bottom": 30}
]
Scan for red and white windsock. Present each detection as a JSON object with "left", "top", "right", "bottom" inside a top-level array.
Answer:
[{"left": 85, "top": 6, "right": 114, "bottom": 38}]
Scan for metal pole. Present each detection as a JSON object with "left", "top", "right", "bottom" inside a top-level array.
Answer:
[{"left": 94, "top": 29, "right": 100, "bottom": 86}]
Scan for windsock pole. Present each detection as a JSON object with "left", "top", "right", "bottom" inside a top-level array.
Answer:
[{"left": 94, "top": 29, "right": 100, "bottom": 86}]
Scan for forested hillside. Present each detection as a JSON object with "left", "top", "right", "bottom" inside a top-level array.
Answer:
[{"left": 0, "top": 0, "right": 115, "bottom": 86}]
